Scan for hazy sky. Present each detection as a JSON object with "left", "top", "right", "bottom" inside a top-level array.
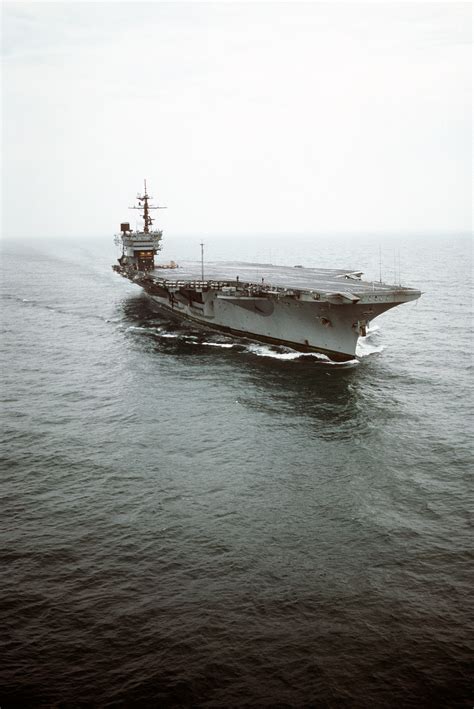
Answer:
[{"left": 2, "top": 1, "right": 472, "bottom": 239}]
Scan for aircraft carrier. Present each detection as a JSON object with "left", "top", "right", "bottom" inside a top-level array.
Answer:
[{"left": 113, "top": 183, "right": 421, "bottom": 362}]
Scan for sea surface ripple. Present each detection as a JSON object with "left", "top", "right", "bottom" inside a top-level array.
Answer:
[{"left": 0, "top": 235, "right": 472, "bottom": 708}]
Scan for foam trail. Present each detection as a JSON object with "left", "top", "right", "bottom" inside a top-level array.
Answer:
[
  {"left": 127, "top": 324, "right": 358, "bottom": 364},
  {"left": 245, "top": 343, "right": 357, "bottom": 366},
  {"left": 202, "top": 342, "right": 234, "bottom": 348},
  {"left": 126, "top": 326, "right": 152, "bottom": 332}
]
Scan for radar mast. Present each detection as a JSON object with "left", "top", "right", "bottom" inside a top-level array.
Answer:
[{"left": 129, "top": 179, "right": 166, "bottom": 234}]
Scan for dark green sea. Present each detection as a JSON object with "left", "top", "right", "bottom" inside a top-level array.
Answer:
[{"left": 1, "top": 233, "right": 472, "bottom": 708}]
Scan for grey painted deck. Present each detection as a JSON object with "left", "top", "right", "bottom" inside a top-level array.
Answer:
[{"left": 152, "top": 260, "right": 403, "bottom": 294}]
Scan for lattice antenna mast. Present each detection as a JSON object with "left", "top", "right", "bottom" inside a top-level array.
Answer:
[{"left": 129, "top": 179, "right": 166, "bottom": 234}]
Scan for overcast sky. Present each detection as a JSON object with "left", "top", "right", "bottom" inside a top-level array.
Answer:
[{"left": 2, "top": 1, "right": 472, "bottom": 240}]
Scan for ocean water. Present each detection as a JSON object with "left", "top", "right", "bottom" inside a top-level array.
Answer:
[{"left": 0, "top": 234, "right": 472, "bottom": 708}]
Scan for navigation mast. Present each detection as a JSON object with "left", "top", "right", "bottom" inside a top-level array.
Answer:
[{"left": 129, "top": 179, "right": 166, "bottom": 233}]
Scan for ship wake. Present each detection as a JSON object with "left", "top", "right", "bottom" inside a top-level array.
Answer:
[{"left": 125, "top": 322, "right": 359, "bottom": 366}]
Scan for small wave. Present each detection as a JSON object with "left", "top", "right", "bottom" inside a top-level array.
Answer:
[
  {"left": 1, "top": 294, "right": 35, "bottom": 304},
  {"left": 126, "top": 325, "right": 162, "bottom": 333},
  {"left": 202, "top": 342, "right": 234, "bottom": 349},
  {"left": 357, "top": 343, "right": 385, "bottom": 358},
  {"left": 356, "top": 325, "right": 385, "bottom": 357},
  {"left": 4, "top": 293, "right": 117, "bottom": 326},
  {"left": 246, "top": 344, "right": 306, "bottom": 361},
  {"left": 245, "top": 343, "right": 357, "bottom": 366},
  {"left": 126, "top": 325, "right": 173, "bottom": 338}
]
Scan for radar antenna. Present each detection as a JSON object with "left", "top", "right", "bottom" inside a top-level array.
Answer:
[{"left": 129, "top": 179, "right": 166, "bottom": 234}]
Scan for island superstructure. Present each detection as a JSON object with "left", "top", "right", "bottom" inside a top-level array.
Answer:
[{"left": 113, "top": 183, "right": 421, "bottom": 362}]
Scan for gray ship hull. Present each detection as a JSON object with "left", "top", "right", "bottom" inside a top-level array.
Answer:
[{"left": 147, "top": 293, "right": 365, "bottom": 361}]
